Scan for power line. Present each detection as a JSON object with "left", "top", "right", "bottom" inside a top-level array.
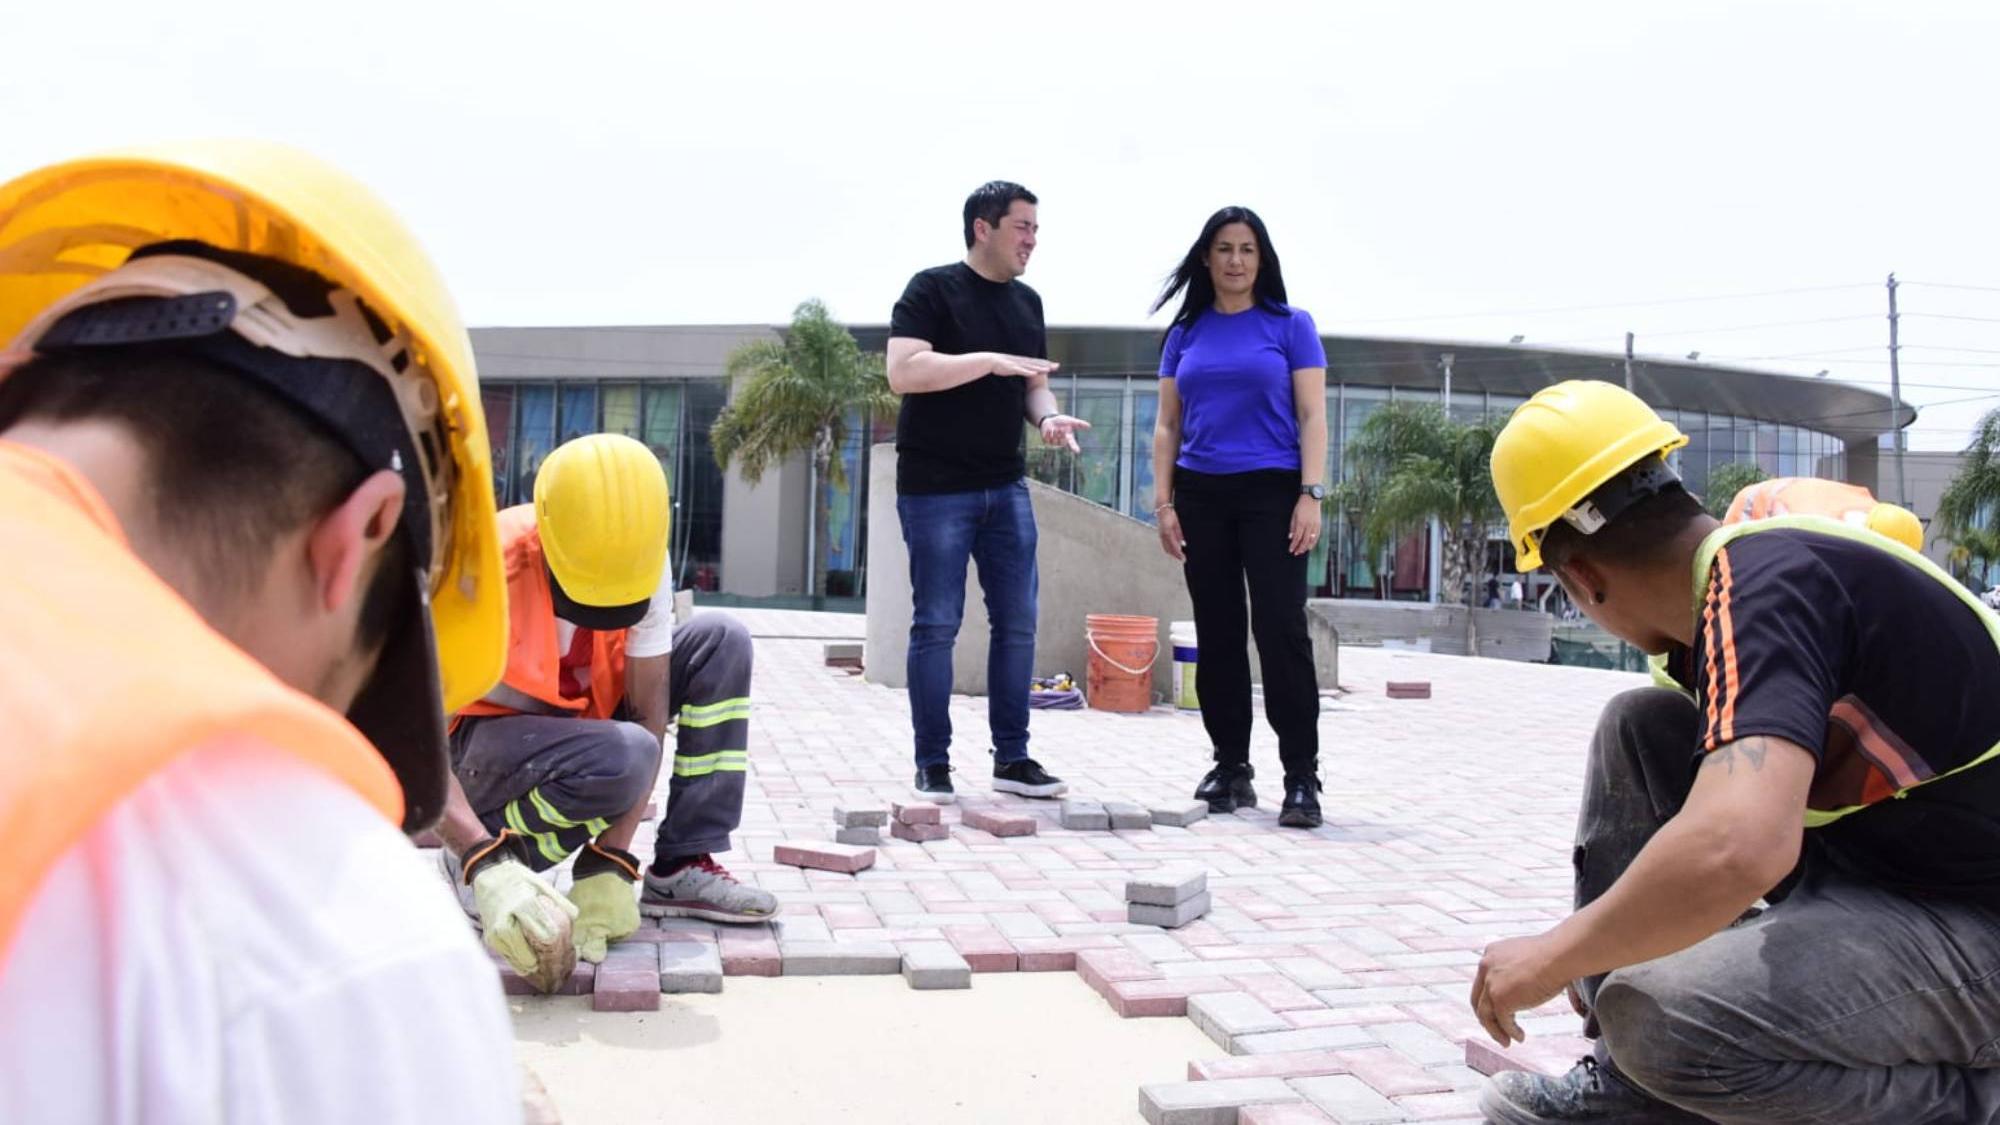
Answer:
[
  {"left": 1340, "top": 282, "right": 1876, "bottom": 326},
  {"left": 1904, "top": 313, "right": 2000, "bottom": 325},
  {"left": 1903, "top": 281, "right": 2000, "bottom": 294}
]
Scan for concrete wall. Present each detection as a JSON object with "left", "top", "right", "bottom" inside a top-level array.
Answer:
[
  {"left": 720, "top": 444, "right": 810, "bottom": 597},
  {"left": 1840, "top": 445, "right": 1967, "bottom": 569},
  {"left": 863, "top": 445, "right": 1345, "bottom": 702},
  {"left": 1307, "top": 598, "right": 1552, "bottom": 661}
]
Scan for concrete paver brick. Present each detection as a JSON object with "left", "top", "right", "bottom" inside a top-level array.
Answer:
[
  {"left": 1237, "top": 1105, "right": 1338, "bottom": 1125},
  {"left": 593, "top": 943, "right": 662, "bottom": 1012},
  {"left": 891, "top": 801, "right": 942, "bottom": 825},
  {"left": 1389, "top": 1090, "right": 1482, "bottom": 1119},
  {"left": 900, "top": 941, "right": 973, "bottom": 989},
  {"left": 716, "top": 929, "right": 782, "bottom": 977},
  {"left": 1103, "top": 800, "right": 1155, "bottom": 830},
  {"left": 1312, "top": 985, "right": 1439, "bottom": 1008},
  {"left": 1187, "top": 1049, "right": 1348, "bottom": 1083},
  {"left": 658, "top": 940, "right": 724, "bottom": 994},
  {"left": 496, "top": 958, "right": 596, "bottom": 997},
  {"left": 1104, "top": 976, "right": 1240, "bottom": 1018},
  {"left": 835, "top": 826, "right": 883, "bottom": 846},
  {"left": 1131, "top": 891, "right": 1212, "bottom": 929},
  {"left": 1150, "top": 801, "right": 1211, "bottom": 827},
  {"left": 1233, "top": 1025, "right": 1379, "bottom": 1055},
  {"left": 1076, "top": 947, "right": 1162, "bottom": 997},
  {"left": 1271, "top": 957, "right": 1355, "bottom": 991},
  {"left": 1363, "top": 1022, "right": 1462, "bottom": 1067},
  {"left": 773, "top": 841, "right": 877, "bottom": 874},
  {"left": 1463, "top": 1034, "right": 1594, "bottom": 1079},
  {"left": 1060, "top": 797, "right": 1110, "bottom": 830},
  {"left": 831, "top": 804, "right": 890, "bottom": 829},
  {"left": 891, "top": 819, "right": 949, "bottom": 842},
  {"left": 1331, "top": 1049, "right": 1452, "bottom": 1097},
  {"left": 1137, "top": 1077, "right": 1301, "bottom": 1125},
  {"left": 1288, "top": 1074, "right": 1406, "bottom": 1123},
  {"left": 943, "top": 925, "right": 1019, "bottom": 972},
  {"left": 1124, "top": 932, "right": 1201, "bottom": 962},
  {"left": 1188, "top": 991, "right": 1291, "bottom": 1053},
  {"left": 960, "top": 806, "right": 1039, "bottom": 837},
  {"left": 779, "top": 940, "right": 903, "bottom": 975},
  {"left": 1127, "top": 869, "right": 1209, "bottom": 906},
  {"left": 1386, "top": 681, "right": 1432, "bottom": 700}
]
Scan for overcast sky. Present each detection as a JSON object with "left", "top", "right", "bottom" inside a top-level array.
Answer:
[{"left": 7, "top": 0, "right": 1996, "bottom": 450}]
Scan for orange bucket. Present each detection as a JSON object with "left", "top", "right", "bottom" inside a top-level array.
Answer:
[{"left": 1085, "top": 614, "right": 1159, "bottom": 713}]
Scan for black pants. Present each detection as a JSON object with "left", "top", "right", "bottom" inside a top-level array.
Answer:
[{"left": 1174, "top": 467, "right": 1320, "bottom": 781}]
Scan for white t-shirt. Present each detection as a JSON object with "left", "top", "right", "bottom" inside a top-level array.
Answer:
[{"left": 0, "top": 739, "right": 521, "bottom": 1125}]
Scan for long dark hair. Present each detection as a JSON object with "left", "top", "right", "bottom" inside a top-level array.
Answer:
[{"left": 1150, "top": 206, "right": 1289, "bottom": 335}]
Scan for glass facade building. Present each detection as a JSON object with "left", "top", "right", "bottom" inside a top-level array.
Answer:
[{"left": 472, "top": 325, "right": 1900, "bottom": 602}]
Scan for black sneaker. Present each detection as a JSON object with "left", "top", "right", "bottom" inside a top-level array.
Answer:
[
  {"left": 912, "top": 764, "right": 956, "bottom": 804},
  {"left": 1479, "top": 1056, "right": 1707, "bottom": 1124},
  {"left": 1278, "top": 776, "right": 1323, "bottom": 828},
  {"left": 1193, "top": 762, "right": 1257, "bottom": 813},
  {"left": 991, "top": 756, "right": 1067, "bottom": 798}
]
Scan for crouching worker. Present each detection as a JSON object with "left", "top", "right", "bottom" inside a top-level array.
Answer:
[
  {"left": 1472, "top": 381, "right": 2000, "bottom": 1125},
  {"left": 435, "top": 433, "right": 774, "bottom": 992}
]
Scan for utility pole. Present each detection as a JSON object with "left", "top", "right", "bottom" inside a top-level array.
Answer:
[
  {"left": 1887, "top": 273, "right": 1908, "bottom": 507},
  {"left": 1430, "top": 353, "right": 1454, "bottom": 606},
  {"left": 1624, "top": 332, "right": 1635, "bottom": 392},
  {"left": 1440, "top": 351, "right": 1455, "bottom": 411}
]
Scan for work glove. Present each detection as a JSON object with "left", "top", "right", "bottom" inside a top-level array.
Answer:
[
  {"left": 568, "top": 842, "right": 643, "bottom": 963},
  {"left": 460, "top": 833, "right": 578, "bottom": 993}
]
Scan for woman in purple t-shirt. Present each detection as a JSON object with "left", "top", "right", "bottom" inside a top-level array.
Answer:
[{"left": 1150, "top": 206, "right": 1329, "bottom": 828}]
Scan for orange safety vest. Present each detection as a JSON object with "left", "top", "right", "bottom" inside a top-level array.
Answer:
[
  {"left": 454, "top": 506, "right": 628, "bottom": 723},
  {"left": 0, "top": 441, "right": 404, "bottom": 958},
  {"left": 1724, "top": 477, "right": 1878, "bottom": 526}
]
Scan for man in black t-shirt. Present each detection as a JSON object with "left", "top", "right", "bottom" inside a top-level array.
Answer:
[
  {"left": 1471, "top": 380, "right": 2000, "bottom": 1125},
  {"left": 886, "top": 181, "right": 1088, "bottom": 805}
]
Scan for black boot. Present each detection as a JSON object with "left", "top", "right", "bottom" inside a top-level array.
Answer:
[
  {"left": 1478, "top": 1056, "right": 1707, "bottom": 1124},
  {"left": 1193, "top": 761, "right": 1257, "bottom": 813},
  {"left": 1278, "top": 775, "right": 1323, "bottom": 828}
]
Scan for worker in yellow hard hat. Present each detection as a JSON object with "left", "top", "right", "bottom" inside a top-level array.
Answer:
[
  {"left": 0, "top": 142, "right": 520, "bottom": 1120},
  {"left": 1469, "top": 380, "right": 2000, "bottom": 1125},
  {"left": 1722, "top": 474, "right": 1925, "bottom": 552},
  {"left": 436, "top": 432, "right": 773, "bottom": 984}
]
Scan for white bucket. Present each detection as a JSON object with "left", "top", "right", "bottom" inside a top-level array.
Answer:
[{"left": 1170, "top": 620, "right": 1199, "bottom": 712}]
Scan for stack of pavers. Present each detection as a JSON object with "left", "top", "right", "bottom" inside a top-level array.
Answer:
[
  {"left": 1125, "top": 867, "right": 1210, "bottom": 929},
  {"left": 890, "top": 801, "right": 948, "bottom": 842},
  {"left": 831, "top": 803, "right": 887, "bottom": 845}
]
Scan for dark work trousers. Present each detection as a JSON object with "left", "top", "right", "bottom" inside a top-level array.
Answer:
[
  {"left": 1172, "top": 467, "right": 1320, "bottom": 782},
  {"left": 1574, "top": 687, "right": 2000, "bottom": 1124},
  {"left": 448, "top": 614, "right": 754, "bottom": 870}
]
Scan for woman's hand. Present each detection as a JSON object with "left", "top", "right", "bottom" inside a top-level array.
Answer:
[
  {"left": 1156, "top": 505, "right": 1186, "bottom": 561},
  {"left": 1288, "top": 494, "right": 1322, "bottom": 556}
]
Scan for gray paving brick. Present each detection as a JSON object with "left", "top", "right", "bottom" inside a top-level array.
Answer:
[
  {"left": 832, "top": 805, "right": 889, "bottom": 828},
  {"left": 1162, "top": 956, "right": 1271, "bottom": 978},
  {"left": 1127, "top": 868, "right": 1208, "bottom": 906},
  {"left": 1060, "top": 798, "right": 1109, "bottom": 830},
  {"left": 1233, "top": 1025, "right": 1378, "bottom": 1055},
  {"left": 1312, "top": 985, "right": 1440, "bottom": 1007},
  {"left": 1364, "top": 1021, "right": 1462, "bottom": 1065},
  {"left": 835, "top": 825, "right": 882, "bottom": 846},
  {"left": 1129, "top": 890, "right": 1211, "bottom": 929},
  {"left": 658, "top": 940, "right": 723, "bottom": 994},
  {"left": 1137, "top": 1077, "right": 1300, "bottom": 1125},
  {"left": 1122, "top": 932, "right": 1200, "bottom": 962},
  {"left": 779, "top": 941, "right": 902, "bottom": 975},
  {"left": 770, "top": 915, "right": 833, "bottom": 943},
  {"left": 1102, "top": 800, "right": 1154, "bottom": 830},
  {"left": 1150, "top": 801, "right": 1211, "bottom": 827},
  {"left": 1289, "top": 1074, "right": 1406, "bottom": 1123},
  {"left": 1188, "top": 991, "right": 1290, "bottom": 1053},
  {"left": 1271, "top": 957, "right": 1354, "bottom": 990},
  {"left": 900, "top": 941, "right": 972, "bottom": 990}
]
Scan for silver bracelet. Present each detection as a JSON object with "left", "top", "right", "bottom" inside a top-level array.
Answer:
[{"left": 1153, "top": 502, "right": 1174, "bottom": 514}]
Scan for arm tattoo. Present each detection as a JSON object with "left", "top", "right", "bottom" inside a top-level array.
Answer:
[{"left": 1707, "top": 736, "right": 1773, "bottom": 775}]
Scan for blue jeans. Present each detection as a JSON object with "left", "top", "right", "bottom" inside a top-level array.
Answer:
[{"left": 896, "top": 480, "right": 1038, "bottom": 768}]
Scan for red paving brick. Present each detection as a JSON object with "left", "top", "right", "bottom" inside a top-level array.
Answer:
[{"left": 772, "top": 841, "right": 877, "bottom": 874}]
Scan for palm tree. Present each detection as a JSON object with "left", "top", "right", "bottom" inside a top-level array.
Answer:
[
  {"left": 1938, "top": 407, "right": 2000, "bottom": 587},
  {"left": 711, "top": 299, "right": 897, "bottom": 605},
  {"left": 1700, "top": 461, "right": 1771, "bottom": 518},
  {"left": 1333, "top": 402, "right": 1501, "bottom": 650}
]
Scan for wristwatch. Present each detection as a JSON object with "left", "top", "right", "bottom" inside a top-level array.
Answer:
[{"left": 1300, "top": 483, "right": 1325, "bottom": 501}]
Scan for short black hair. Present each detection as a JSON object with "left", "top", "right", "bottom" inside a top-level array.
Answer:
[
  {"left": 963, "top": 181, "right": 1037, "bottom": 249},
  {"left": 0, "top": 347, "right": 412, "bottom": 653},
  {"left": 1539, "top": 473, "right": 1705, "bottom": 572}
]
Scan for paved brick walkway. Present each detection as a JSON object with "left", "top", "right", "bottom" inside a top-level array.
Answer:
[{"left": 499, "top": 607, "right": 1646, "bottom": 1123}]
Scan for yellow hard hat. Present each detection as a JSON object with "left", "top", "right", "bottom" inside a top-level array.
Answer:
[
  {"left": 534, "top": 433, "right": 670, "bottom": 624},
  {"left": 1866, "top": 502, "right": 1924, "bottom": 553},
  {"left": 0, "top": 141, "right": 505, "bottom": 827},
  {"left": 1492, "top": 380, "right": 1688, "bottom": 570}
]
